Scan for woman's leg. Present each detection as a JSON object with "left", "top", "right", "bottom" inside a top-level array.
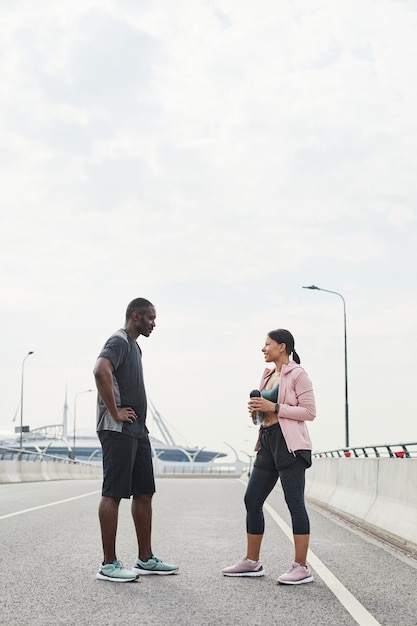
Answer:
[
  {"left": 246, "top": 534, "right": 263, "bottom": 562},
  {"left": 279, "top": 459, "right": 310, "bottom": 565},
  {"left": 244, "top": 466, "right": 279, "bottom": 560},
  {"left": 293, "top": 535, "right": 310, "bottom": 566}
]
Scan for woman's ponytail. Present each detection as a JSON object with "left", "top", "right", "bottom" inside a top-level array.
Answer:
[{"left": 268, "top": 328, "right": 301, "bottom": 363}]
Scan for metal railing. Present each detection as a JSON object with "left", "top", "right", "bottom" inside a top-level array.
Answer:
[
  {"left": 313, "top": 442, "right": 417, "bottom": 459},
  {"left": 0, "top": 445, "right": 247, "bottom": 476},
  {"left": 156, "top": 462, "right": 246, "bottom": 477},
  {"left": 0, "top": 446, "right": 90, "bottom": 465}
]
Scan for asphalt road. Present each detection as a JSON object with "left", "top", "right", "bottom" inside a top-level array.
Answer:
[{"left": 1, "top": 477, "right": 416, "bottom": 626}]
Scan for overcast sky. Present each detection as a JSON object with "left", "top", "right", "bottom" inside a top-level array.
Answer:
[{"left": 1, "top": 0, "right": 416, "bottom": 459}]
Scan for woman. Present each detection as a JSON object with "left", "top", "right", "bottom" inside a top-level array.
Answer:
[{"left": 222, "top": 329, "right": 316, "bottom": 584}]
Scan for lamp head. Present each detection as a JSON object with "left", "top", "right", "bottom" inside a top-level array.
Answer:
[{"left": 302, "top": 285, "right": 320, "bottom": 290}]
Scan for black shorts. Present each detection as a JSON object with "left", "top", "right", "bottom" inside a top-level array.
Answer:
[
  {"left": 254, "top": 422, "right": 311, "bottom": 472},
  {"left": 99, "top": 430, "right": 155, "bottom": 499}
]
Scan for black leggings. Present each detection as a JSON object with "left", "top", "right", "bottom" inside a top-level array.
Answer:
[{"left": 244, "top": 458, "right": 310, "bottom": 535}]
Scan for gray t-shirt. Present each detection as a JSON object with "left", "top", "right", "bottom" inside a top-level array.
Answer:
[{"left": 96, "top": 329, "right": 148, "bottom": 438}]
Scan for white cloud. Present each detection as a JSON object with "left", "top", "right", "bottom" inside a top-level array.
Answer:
[{"left": 1, "top": 0, "right": 417, "bottom": 454}]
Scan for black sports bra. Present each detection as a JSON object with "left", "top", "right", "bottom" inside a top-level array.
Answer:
[{"left": 261, "top": 385, "right": 279, "bottom": 403}]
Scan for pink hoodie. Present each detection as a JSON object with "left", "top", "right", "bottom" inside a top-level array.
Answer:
[{"left": 259, "top": 361, "right": 316, "bottom": 452}]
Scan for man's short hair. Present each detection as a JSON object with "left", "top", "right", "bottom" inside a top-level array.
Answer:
[{"left": 125, "top": 298, "right": 154, "bottom": 321}]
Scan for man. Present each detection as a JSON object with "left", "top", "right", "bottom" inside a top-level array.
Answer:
[{"left": 94, "top": 297, "right": 178, "bottom": 582}]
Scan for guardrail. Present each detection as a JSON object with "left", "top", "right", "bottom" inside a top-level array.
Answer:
[
  {"left": 156, "top": 462, "right": 245, "bottom": 477},
  {"left": 313, "top": 442, "right": 417, "bottom": 459},
  {"left": 0, "top": 446, "right": 102, "bottom": 483},
  {"left": 0, "top": 446, "right": 246, "bottom": 482},
  {"left": 0, "top": 446, "right": 81, "bottom": 463},
  {"left": 306, "top": 455, "right": 417, "bottom": 555}
]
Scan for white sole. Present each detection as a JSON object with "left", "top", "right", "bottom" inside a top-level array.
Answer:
[
  {"left": 277, "top": 575, "right": 314, "bottom": 585},
  {"left": 96, "top": 572, "right": 139, "bottom": 582},
  {"left": 132, "top": 569, "right": 179, "bottom": 576},
  {"left": 223, "top": 570, "right": 265, "bottom": 577}
]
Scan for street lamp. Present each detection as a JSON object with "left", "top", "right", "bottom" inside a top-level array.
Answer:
[
  {"left": 72, "top": 389, "right": 93, "bottom": 460},
  {"left": 240, "top": 450, "right": 255, "bottom": 477},
  {"left": 302, "top": 285, "right": 349, "bottom": 448},
  {"left": 20, "top": 351, "right": 34, "bottom": 448}
]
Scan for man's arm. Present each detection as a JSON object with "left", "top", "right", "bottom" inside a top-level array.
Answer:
[{"left": 93, "top": 356, "right": 137, "bottom": 424}]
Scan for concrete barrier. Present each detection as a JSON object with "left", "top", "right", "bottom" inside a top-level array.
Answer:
[
  {"left": 305, "top": 457, "right": 338, "bottom": 503},
  {"left": 328, "top": 458, "right": 378, "bottom": 521},
  {"left": 0, "top": 460, "right": 13, "bottom": 483},
  {"left": 306, "top": 458, "right": 417, "bottom": 552},
  {"left": 0, "top": 459, "right": 102, "bottom": 483},
  {"left": 365, "top": 458, "right": 417, "bottom": 548},
  {"left": 18, "top": 460, "right": 43, "bottom": 483},
  {"left": 55, "top": 462, "right": 74, "bottom": 480}
]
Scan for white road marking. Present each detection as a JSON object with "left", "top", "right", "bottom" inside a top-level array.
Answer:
[
  {"left": 239, "top": 478, "right": 381, "bottom": 626},
  {"left": 0, "top": 490, "right": 100, "bottom": 520},
  {"left": 1, "top": 481, "right": 382, "bottom": 625},
  {"left": 265, "top": 501, "right": 381, "bottom": 626}
]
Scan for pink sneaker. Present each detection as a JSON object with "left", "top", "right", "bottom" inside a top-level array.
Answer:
[
  {"left": 277, "top": 561, "right": 313, "bottom": 585},
  {"left": 222, "top": 556, "right": 265, "bottom": 577}
]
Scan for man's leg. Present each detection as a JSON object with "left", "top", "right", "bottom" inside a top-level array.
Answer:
[
  {"left": 96, "top": 432, "right": 141, "bottom": 581},
  {"left": 131, "top": 493, "right": 153, "bottom": 562},
  {"left": 131, "top": 493, "right": 179, "bottom": 575},
  {"left": 98, "top": 495, "right": 121, "bottom": 564}
]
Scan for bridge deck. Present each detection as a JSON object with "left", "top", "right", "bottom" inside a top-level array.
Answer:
[{"left": 1, "top": 477, "right": 416, "bottom": 625}]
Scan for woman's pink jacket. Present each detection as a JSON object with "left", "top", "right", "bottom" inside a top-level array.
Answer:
[{"left": 259, "top": 361, "right": 316, "bottom": 452}]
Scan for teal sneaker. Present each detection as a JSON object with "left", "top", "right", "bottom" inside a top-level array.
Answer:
[
  {"left": 132, "top": 555, "right": 179, "bottom": 576},
  {"left": 97, "top": 559, "right": 139, "bottom": 582}
]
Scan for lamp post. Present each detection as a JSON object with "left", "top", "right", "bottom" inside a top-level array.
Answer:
[
  {"left": 72, "top": 389, "right": 93, "bottom": 460},
  {"left": 20, "top": 351, "right": 34, "bottom": 448},
  {"left": 240, "top": 450, "right": 255, "bottom": 477},
  {"left": 302, "top": 285, "right": 349, "bottom": 448}
]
